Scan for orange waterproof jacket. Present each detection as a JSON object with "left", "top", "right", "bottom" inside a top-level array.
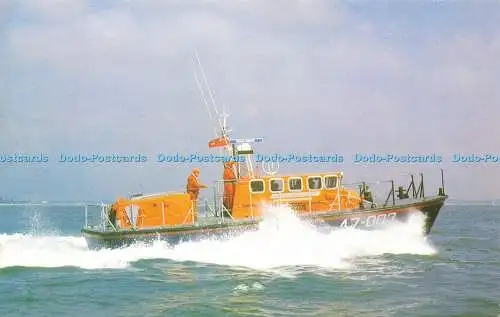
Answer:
[
  {"left": 187, "top": 174, "right": 202, "bottom": 199},
  {"left": 223, "top": 167, "right": 236, "bottom": 191}
]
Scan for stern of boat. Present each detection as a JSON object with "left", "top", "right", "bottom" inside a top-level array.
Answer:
[{"left": 81, "top": 202, "right": 121, "bottom": 249}]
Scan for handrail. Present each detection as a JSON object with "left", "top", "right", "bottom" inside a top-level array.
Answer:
[
  {"left": 182, "top": 204, "right": 194, "bottom": 224},
  {"left": 204, "top": 199, "right": 217, "bottom": 217},
  {"left": 102, "top": 204, "right": 118, "bottom": 231}
]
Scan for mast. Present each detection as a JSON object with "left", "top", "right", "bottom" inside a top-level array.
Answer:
[{"left": 192, "top": 52, "right": 263, "bottom": 179}]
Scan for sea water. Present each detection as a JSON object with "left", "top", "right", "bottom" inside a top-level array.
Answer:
[{"left": 0, "top": 204, "right": 498, "bottom": 316}]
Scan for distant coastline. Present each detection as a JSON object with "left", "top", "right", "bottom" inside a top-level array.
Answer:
[{"left": 0, "top": 199, "right": 110, "bottom": 206}]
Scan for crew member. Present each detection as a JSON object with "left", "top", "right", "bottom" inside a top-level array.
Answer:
[
  {"left": 186, "top": 167, "right": 207, "bottom": 220},
  {"left": 222, "top": 161, "right": 237, "bottom": 215},
  {"left": 360, "top": 183, "right": 373, "bottom": 209}
]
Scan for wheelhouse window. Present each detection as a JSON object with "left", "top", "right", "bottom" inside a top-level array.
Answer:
[
  {"left": 288, "top": 177, "right": 302, "bottom": 191},
  {"left": 269, "top": 178, "right": 284, "bottom": 192},
  {"left": 250, "top": 179, "right": 265, "bottom": 193},
  {"left": 324, "top": 176, "right": 338, "bottom": 189},
  {"left": 307, "top": 176, "right": 322, "bottom": 190}
]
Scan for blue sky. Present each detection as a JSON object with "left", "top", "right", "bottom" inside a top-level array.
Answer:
[{"left": 0, "top": 0, "right": 499, "bottom": 201}]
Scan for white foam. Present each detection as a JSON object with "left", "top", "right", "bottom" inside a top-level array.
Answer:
[
  {"left": 233, "top": 282, "right": 265, "bottom": 294},
  {"left": 0, "top": 206, "right": 436, "bottom": 271}
]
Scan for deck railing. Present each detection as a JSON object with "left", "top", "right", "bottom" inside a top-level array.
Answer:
[{"left": 343, "top": 169, "right": 446, "bottom": 210}]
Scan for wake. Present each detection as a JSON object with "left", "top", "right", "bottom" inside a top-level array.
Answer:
[{"left": 0, "top": 206, "right": 436, "bottom": 271}]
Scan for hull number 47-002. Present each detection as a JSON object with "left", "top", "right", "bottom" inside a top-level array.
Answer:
[{"left": 339, "top": 212, "right": 397, "bottom": 229}]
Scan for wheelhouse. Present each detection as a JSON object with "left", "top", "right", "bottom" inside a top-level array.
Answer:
[{"left": 231, "top": 171, "right": 360, "bottom": 219}]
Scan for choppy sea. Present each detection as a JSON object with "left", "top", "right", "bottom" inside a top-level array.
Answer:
[{"left": 0, "top": 204, "right": 498, "bottom": 317}]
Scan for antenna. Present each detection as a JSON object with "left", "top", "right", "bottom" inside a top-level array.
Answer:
[
  {"left": 193, "top": 69, "right": 217, "bottom": 137},
  {"left": 192, "top": 51, "right": 233, "bottom": 156},
  {"left": 193, "top": 51, "right": 225, "bottom": 135}
]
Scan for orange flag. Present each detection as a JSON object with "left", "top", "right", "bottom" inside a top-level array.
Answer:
[{"left": 208, "top": 137, "right": 229, "bottom": 148}]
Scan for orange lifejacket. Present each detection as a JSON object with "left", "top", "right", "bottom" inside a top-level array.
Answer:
[
  {"left": 223, "top": 166, "right": 236, "bottom": 207},
  {"left": 186, "top": 174, "right": 201, "bottom": 199}
]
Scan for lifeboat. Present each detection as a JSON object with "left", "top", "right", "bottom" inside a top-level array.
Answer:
[
  {"left": 81, "top": 61, "right": 448, "bottom": 249},
  {"left": 81, "top": 125, "right": 448, "bottom": 250}
]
